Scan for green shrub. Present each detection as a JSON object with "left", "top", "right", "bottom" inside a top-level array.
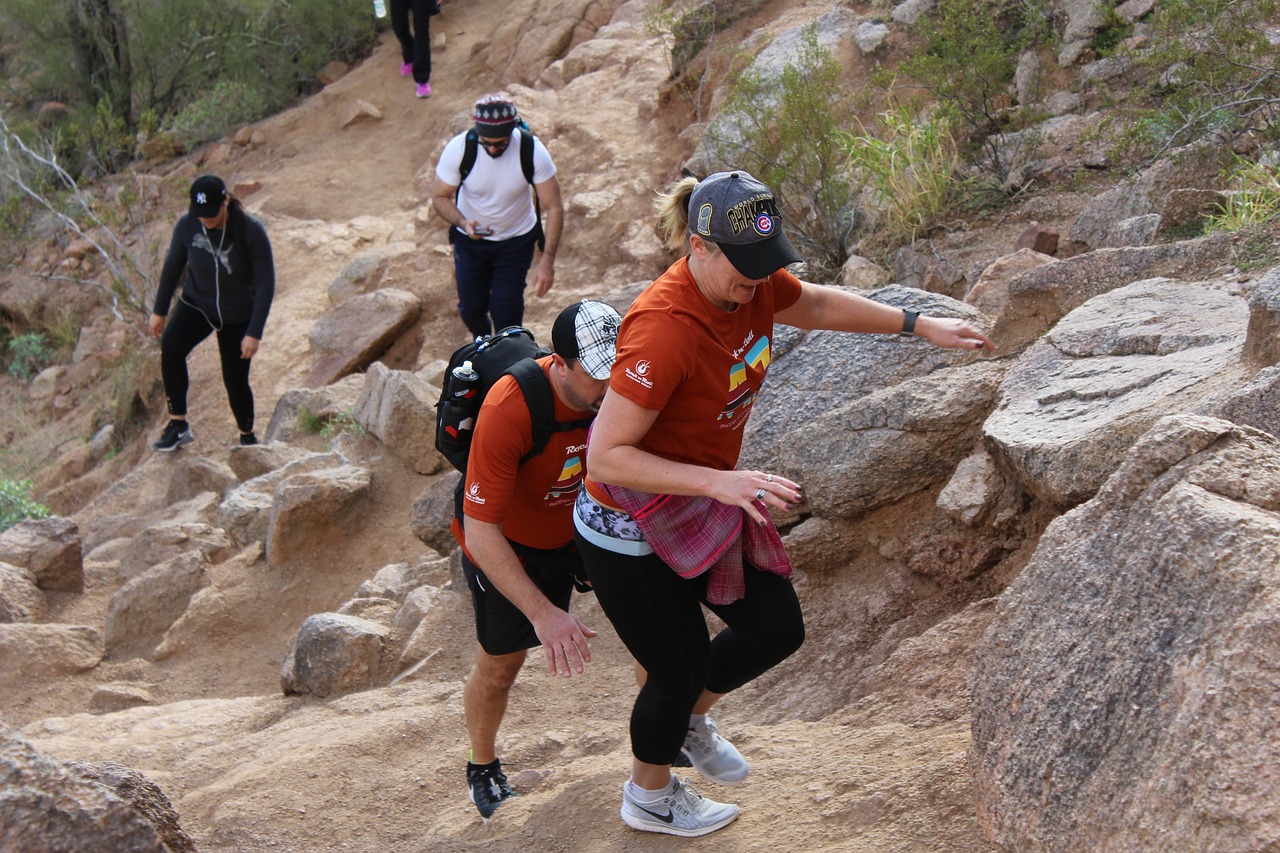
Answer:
[
  {"left": 1122, "top": 0, "right": 1280, "bottom": 160},
  {"left": 845, "top": 106, "right": 963, "bottom": 250},
  {"left": 321, "top": 408, "right": 366, "bottom": 442},
  {"left": 6, "top": 331, "right": 53, "bottom": 380},
  {"left": 167, "top": 81, "right": 269, "bottom": 148},
  {"left": 296, "top": 407, "right": 324, "bottom": 434},
  {"left": 0, "top": 478, "right": 50, "bottom": 532},
  {"left": 895, "top": 0, "right": 1054, "bottom": 178},
  {"left": 1, "top": 0, "right": 378, "bottom": 175},
  {"left": 1206, "top": 158, "right": 1280, "bottom": 233},
  {"left": 708, "top": 26, "right": 862, "bottom": 278}
]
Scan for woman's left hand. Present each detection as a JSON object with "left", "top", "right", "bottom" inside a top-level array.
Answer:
[
  {"left": 716, "top": 469, "right": 804, "bottom": 526},
  {"left": 241, "top": 336, "right": 260, "bottom": 359},
  {"left": 915, "top": 316, "right": 995, "bottom": 352}
]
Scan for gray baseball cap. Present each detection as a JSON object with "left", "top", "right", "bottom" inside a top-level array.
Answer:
[{"left": 689, "top": 171, "right": 803, "bottom": 279}]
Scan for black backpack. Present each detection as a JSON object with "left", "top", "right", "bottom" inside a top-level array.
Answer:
[
  {"left": 434, "top": 326, "right": 592, "bottom": 474},
  {"left": 455, "top": 122, "right": 545, "bottom": 252}
]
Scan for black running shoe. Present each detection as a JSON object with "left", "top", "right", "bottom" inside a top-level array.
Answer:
[
  {"left": 239, "top": 432, "right": 259, "bottom": 446},
  {"left": 466, "top": 759, "right": 516, "bottom": 820},
  {"left": 153, "top": 421, "right": 193, "bottom": 452}
]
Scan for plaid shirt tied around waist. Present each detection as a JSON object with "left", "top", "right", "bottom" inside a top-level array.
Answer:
[{"left": 599, "top": 483, "right": 792, "bottom": 605}]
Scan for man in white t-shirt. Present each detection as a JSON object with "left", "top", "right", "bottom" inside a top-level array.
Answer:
[{"left": 432, "top": 93, "right": 564, "bottom": 338}]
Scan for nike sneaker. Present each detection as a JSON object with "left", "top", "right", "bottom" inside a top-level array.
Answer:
[
  {"left": 466, "top": 759, "right": 516, "bottom": 820},
  {"left": 681, "top": 714, "right": 749, "bottom": 784},
  {"left": 153, "top": 421, "right": 193, "bottom": 452},
  {"left": 620, "top": 776, "right": 739, "bottom": 838}
]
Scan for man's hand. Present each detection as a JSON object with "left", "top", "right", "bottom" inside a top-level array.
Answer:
[
  {"left": 531, "top": 255, "right": 555, "bottom": 297},
  {"left": 533, "top": 609, "right": 596, "bottom": 677}
]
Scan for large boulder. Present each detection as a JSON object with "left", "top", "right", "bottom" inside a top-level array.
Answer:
[
  {"left": 0, "top": 723, "right": 180, "bottom": 853},
  {"left": 978, "top": 233, "right": 1238, "bottom": 356},
  {"left": 116, "top": 514, "right": 233, "bottom": 582},
  {"left": 0, "top": 561, "right": 48, "bottom": 623},
  {"left": 353, "top": 362, "right": 446, "bottom": 475},
  {"left": 163, "top": 455, "right": 238, "bottom": 504},
  {"left": 1244, "top": 264, "right": 1280, "bottom": 367},
  {"left": 409, "top": 472, "right": 462, "bottom": 556},
  {"left": 305, "top": 288, "right": 421, "bottom": 387},
  {"left": 218, "top": 451, "right": 347, "bottom": 548},
  {"left": 104, "top": 553, "right": 208, "bottom": 659},
  {"left": 265, "top": 465, "right": 373, "bottom": 567},
  {"left": 327, "top": 241, "right": 416, "bottom": 307},
  {"left": 0, "top": 516, "right": 83, "bottom": 593},
  {"left": 279, "top": 613, "right": 391, "bottom": 697},
  {"left": 775, "top": 360, "right": 1007, "bottom": 520},
  {"left": 742, "top": 286, "right": 988, "bottom": 473},
  {"left": 1068, "top": 143, "right": 1233, "bottom": 250},
  {"left": 0, "top": 624, "right": 103, "bottom": 680},
  {"left": 972, "top": 415, "right": 1280, "bottom": 851},
  {"left": 264, "top": 374, "right": 365, "bottom": 443},
  {"left": 62, "top": 760, "right": 197, "bottom": 853},
  {"left": 985, "top": 276, "right": 1249, "bottom": 508},
  {"left": 1214, "top": 366, "right": 1280, "bottom": 439}
]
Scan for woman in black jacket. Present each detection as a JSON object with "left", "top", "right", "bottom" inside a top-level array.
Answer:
[{"left": 149, "top": 174, "right": 275, "bottom": 450}]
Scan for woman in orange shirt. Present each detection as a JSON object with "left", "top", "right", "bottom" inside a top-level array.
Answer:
[{"left": 574, "top": 171, "right": 993, "bottom": 838}]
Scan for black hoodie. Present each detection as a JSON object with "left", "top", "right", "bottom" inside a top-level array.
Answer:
[{"left": 153, "top": 210, "right": 275, "bottom": 339}]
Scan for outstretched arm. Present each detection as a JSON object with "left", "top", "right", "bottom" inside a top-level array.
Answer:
[{"left": 774, "top": 281, "right": 994, "bottom": 351}]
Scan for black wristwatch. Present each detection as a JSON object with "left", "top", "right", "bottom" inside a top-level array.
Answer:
[{"left": 900, "top": 310, "right": 919, "bottom": 336}]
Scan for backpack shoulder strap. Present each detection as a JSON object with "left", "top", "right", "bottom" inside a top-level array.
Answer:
[
  {"left": 456, "top": 130, "right": 479, "bottom": 202},
  {"left": 519, "top": 131, "right": 535, "bottom": 185},
  {"left": 519, "top": 131, "right": 546, "bottom": 253},
  {"left": 508, "top": 358, "right": 554, "bottom": 463},
  {"left": 507, "top": 358, "right": 595, "bottom": 463}
]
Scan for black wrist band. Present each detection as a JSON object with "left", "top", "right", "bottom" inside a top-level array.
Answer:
[{"left": 900, "top": 310, "right": 918, "bottom": 336}]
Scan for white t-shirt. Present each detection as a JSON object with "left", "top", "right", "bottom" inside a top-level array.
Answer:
[{"left": 435, "top": 128, "right": 557, "bottom": 242}]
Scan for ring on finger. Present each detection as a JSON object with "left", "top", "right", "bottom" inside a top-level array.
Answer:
[
  {"left": 755, "top": 488, "right": 766, "bottom": 501},
  {"left": 766, "top": 474, "right": 774, "bottom": 482}
]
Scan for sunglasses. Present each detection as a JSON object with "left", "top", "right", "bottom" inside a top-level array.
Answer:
[{"left": 478, "top": 136, "right": 511, "bottom": 154}]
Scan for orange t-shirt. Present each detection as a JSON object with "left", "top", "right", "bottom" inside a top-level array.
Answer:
[
  {"left": 459, "top": 355, "right": 593, "bottom": 550},
  {"left": 607, "top": 256, "right": 802, "bottom": 471}
]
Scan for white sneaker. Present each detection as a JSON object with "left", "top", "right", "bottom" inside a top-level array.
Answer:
[
  {"left": 620, "top": 777, "right": 739, "bottom": 838},
  {"left": 681, "top": 714, "right": 749, "bottom": 784}
]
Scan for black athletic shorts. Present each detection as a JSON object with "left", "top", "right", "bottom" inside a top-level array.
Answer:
[{"left": 462, "top": 540, "right": 584, "bottom": 656}]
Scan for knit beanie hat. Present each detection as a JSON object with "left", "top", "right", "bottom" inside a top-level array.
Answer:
[{"left": 473, "top": 93, "right": 519, "bottom": 138}]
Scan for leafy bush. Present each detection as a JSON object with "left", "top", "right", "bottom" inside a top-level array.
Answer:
[
  {"left": 0, "top": 478, "right": 50, "bottom": 532},
  {"left": 1206, "top": 157, "right": 1280, "bottom": 233},
  {"left": 894, "top": 0, "right": 1054, "bottom": 179},
  {"left": 6, "top": 332, "right": 53, "bottom": 380},
  {"left": 845, "top": 106, "right": 963, "bottom": 250},
  {"left": 167, "top": 81, "right": 270, "bottom": 148},
  {"left": 1123, "top": 0, "right": 1280, "bottom": 160},
  {"left": 0, "top": 0, "right": 378, "bottom": 173},
  {"left": 707, "top": 26, "right": 863, "bottom": 278}
]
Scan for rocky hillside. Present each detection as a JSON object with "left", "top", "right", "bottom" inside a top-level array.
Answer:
[{"left": 2, "top": 0, "right": 1279, "bottom": 851}]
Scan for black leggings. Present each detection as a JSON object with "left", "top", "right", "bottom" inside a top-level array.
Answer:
[
  {"left": 160, "top": 300, "right": 255, "bottom": 433},
  {"left": 575, "top": 535, "right": 805, "bottom": 766}
]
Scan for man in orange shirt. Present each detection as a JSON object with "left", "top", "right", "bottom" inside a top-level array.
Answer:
[{"left": 457, "top": 299, "right": 620, "bottom": 820}]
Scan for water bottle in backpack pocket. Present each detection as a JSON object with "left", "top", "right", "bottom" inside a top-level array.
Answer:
[{"left": 437, "top": 360, "right": 479, "bottom": 459}]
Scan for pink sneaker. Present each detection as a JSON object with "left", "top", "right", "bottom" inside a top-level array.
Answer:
[
  {"left": 415, "top": 81, "right": 432, "bottom": 99},
  {"left": 400, "top": 62, "right": 412, "bottom": 77}
]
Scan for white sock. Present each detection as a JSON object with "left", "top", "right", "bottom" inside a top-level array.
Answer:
[
  {"left": 628, "top": 777, "right": 675, "bottom": 801},
  {"left": 688, "top": 713, "right": 706, "bottom": 730}
]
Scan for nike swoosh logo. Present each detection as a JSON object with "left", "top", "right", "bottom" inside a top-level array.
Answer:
[{"left": 635, "top": 804, "right": 674, "bottom": 824}]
